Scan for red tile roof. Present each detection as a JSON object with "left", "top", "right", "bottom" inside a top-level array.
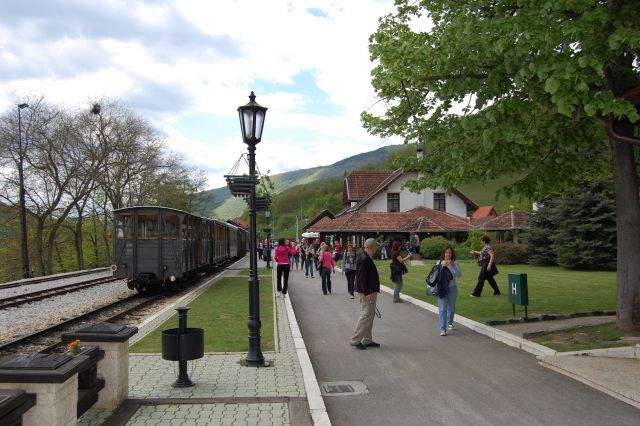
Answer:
[
  {"left": 309, "top": 208, "right": 529, "bottom": 234},
  {"left": 229, "top": 217, "right": 248, "bottom": 230},
  {"left": 472, "top": 206, "right": 497, "bottom": 218},
  {"left": 309, "top": 207, "right": 472, "bottom": 233},
  {"left": 343, "top": 170, "right": 395, "bottom": 205},
  {"left": 473, "top": 210, "right": 529, "bottom": 230}
]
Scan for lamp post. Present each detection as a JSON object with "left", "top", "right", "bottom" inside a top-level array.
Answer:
[
  {"left": 17, "top": 103, "right": 31, "bottom": 279},
  {"left": 238, "top": 91, "right": 267, "bottom": 367},
  {"left": 264, "top": 210, "right": 271, "bottom": 269}
]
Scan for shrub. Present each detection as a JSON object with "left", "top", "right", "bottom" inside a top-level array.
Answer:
[
  {"left": 420, "top": 236, "right": 455, "bottom": 259},
  {"left": 492, "top": 243, "right": 528, "bottom": 265}
]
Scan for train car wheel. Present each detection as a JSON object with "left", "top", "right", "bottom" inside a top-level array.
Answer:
[{"left": 134, "top": 282, "right": 146, "bottom": 293}]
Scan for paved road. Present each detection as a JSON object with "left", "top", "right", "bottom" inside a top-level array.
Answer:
[{"left": 286, "top": 271, "right": 639, "bottom": 426}]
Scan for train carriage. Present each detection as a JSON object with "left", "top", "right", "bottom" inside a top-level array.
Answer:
[{"left": 112, "top": 206, "right": 247, "bottom": 292}]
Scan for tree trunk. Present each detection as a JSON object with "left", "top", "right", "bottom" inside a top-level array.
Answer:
[
  {"left": 608, "top": 120, "right": 640, "bottom": 332},
  {"left": 75, "top": 216, "right": 85, "bottom": 270}
]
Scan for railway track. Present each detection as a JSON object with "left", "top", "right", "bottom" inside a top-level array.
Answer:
[
  {"left": 0, "top": 276, "right": 118, "bottom": 309},
  {"left": 0, "top": 293, "right": 162, "bottom": 355},
  {"left": 0, "top": 268, "right": 110, "bottom": 290}
]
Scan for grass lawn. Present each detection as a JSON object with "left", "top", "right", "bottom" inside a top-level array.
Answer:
[
  {"left": 375, "top": 259, "right": 617, "bottom": 323},
  {"left": 130, "top": 271, "right": 275, "bottom": 353},
  {"left": 529, "top": 323, "right": 640, "bottom": 352}
]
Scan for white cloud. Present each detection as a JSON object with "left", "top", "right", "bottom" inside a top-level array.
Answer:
[{"left": 0, "top": 0, "right": 401, "bottom": 189}]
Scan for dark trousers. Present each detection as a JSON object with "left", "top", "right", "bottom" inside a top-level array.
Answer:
[
  {"left": 321, "top": 267, "right": 332, "bottom": 294},
  {"left": 472, "top": 267, "right": 500, "bottom": 296},
  {"left": 277, "top": 264, "right": 290, "bottom": 294},
  {"left": 345, "top": 270, "right": 356, "bottom": 295}
]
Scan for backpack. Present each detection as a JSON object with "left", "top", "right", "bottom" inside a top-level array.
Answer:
[{"left": 426, "top": 262, "right": 441, "bottom": 287}]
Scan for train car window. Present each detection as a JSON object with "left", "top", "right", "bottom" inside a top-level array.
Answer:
[
  {"left": 137, "top": 212, "right": 159, "bottom": 239},
  {"left": 162, "top": 212, "right": 180, "bottom": 240},
  {"left": 115, "top": 213, "right": 132, "bottom": 239}
]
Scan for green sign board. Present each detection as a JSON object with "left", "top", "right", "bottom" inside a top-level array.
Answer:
[{"left": 508, "top": 273, "right": 529, "bottom": 306}]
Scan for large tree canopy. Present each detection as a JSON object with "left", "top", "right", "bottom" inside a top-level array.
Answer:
[{"left": 362, "top": 0, "right": 640, "bottom": 330}]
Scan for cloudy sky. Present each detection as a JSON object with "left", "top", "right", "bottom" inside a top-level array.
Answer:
[{"left": 0, "top": 0, "right": 401, "bottom": 189}]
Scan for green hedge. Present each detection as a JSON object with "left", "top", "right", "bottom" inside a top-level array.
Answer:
[
  {"left": 492, "top": 242, "right": 528, "bottom": 264},
  {"left": 419, "top": 236, "right": 455, "bottom": 259}
]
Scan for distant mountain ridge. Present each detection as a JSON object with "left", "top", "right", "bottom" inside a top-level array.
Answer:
[{"left": 196, "top": 145, "right": 401, "bottom": 219}]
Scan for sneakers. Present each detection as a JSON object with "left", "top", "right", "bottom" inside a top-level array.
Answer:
[
  {"left": 393, "top": 299, "right": 404, "bottom": 303},
  {"left": 364, "top": 341, "right": 380, "bottom": 347},
  {"left": 350, "top": 294, "right": 355, "bottom": 299},
  {"left": 351, "top": 342, "right": 366, "bottom": 350},
  {"left": 470, "top": 294, "right": 480, "bottom": 298},
  {"left": 448, "top": 324, "right": 454, "bottom": 330},
  {"left": 440, "top": 330, "right": 447, "bottom": 336}
]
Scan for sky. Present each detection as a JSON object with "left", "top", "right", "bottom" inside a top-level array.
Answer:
[{"left": 0, "top": 0, "right": 401, "bottom": 189}]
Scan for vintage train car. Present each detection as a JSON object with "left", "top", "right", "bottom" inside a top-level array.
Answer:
[{"left": 112, "top": 206, "right": 247, "bottom": 292}]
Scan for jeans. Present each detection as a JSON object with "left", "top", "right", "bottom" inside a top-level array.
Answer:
[
  {"left": 345, "top": 269, "right": 356, "bottom": 295},
  {"left": 393, "top": 275, "right": 403, "bottom": 301},
  {"left": 438, "top": 285, "right": 457, "bottom": 331},
  {"left": 305, "top": 258, "right": 314, "bottom": 277},
  {"left": 321, "top": 267, "right": 332, "bottom": 294}
]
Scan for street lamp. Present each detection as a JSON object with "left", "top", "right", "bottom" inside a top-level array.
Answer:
[
  {"left": 264, "top": 210, "right": 272, "bottom": 269},
  {"left": 17, "top": 103, "right": 31, "bottom": 279},
  {"left": 238, "top": 91, "right": 267, "bottom": 367}
]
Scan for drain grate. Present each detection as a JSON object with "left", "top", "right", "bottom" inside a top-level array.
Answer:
[{"left": 323, "top": 384, "right": 355, "bottom": 394}]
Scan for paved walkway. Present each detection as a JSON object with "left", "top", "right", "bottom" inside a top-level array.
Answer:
[
  {"left": 78, "top": 257, "right": 639, "bottom": 425},
  {"left": 286, "top": 266, "right": 639, "bottom": 425}
]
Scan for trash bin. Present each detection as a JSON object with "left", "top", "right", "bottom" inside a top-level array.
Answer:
[{"left": 161, "top": 307, "right": 204, "bottom": 387}]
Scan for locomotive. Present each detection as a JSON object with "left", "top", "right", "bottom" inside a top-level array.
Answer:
[{"left": 112, "top": 206, "right": 247, "bottom": 292}]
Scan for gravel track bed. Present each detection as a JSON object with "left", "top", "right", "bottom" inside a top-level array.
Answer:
[
  {"left": 0, "top": 280, "right": 133, "bottom": 344},
  {"left": 0, "top": 270, "right": 114, "bottom": 298}
]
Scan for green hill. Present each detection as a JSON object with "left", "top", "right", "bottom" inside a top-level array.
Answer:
[{"left": 194, "top": 144, "right": 527, "bottom": 221}]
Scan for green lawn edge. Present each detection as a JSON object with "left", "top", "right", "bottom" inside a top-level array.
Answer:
[
  {"left": 130, "top": 271, "right": 275, "bottom": 353},
  {"left": 374, "top": 259, "right": 616, "bottom": 323}
]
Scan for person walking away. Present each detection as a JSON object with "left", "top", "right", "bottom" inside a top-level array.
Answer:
[
  {"left": 390, "top": 241, "right": 411, "bottom": 303},
  {"left": 436, "top": 246, "right": 461, "bottom": 335},
  {"left": 470, "top": 234, "right": 501, "bottom": 297},
  {"left": 409, "top": 232, "right": 420, "bottom": 254},
  {"left": 274, "top": 239, "right": 296, "bottom": 296},
  {"left": 350, "top": 238, "right": 381, "bottom": 350},
  {"left": 333, "top": 240, "right": 341, "bottom": 262},
  {"left": 342, "top": 243, "right": 357, "bottom": 299},
  {"left": 318, "top": 242, "right": 335, "bottom": 294}
]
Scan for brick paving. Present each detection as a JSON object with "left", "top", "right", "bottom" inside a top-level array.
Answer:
[{"left": 79, "top": 258, "right": 315, "bottom": 426}]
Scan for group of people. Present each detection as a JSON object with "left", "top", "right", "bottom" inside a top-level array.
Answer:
[{"left": 271, "top": 233, "right": 501, "bottom": 348}]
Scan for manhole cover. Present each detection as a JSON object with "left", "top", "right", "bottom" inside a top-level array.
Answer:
[
  {"left": 319, "top": 381, "right": 368, "bottom": 396},
  {"left": 323, "top": 384, "right": 354, "bottom": 394}
]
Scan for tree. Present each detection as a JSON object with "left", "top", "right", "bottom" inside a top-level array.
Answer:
[
  {"left": 525, "top": 203, "right": 557, "bottom": 266},
  {"left": 362, "top": 1, "right": 640, "bottom": 330}
]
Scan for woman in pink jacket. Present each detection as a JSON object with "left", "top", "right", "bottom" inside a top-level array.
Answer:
[{"left": 274, "top": 238, "right": 296, "bottom": 296}]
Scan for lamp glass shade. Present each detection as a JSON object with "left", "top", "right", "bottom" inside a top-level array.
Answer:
[{"left": 238, "top": 91, "right": 267, "bottom": 144}]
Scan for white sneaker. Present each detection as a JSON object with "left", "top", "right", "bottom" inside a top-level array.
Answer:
[
  {"left": 448, "top": 324, "right": 454, "bottom": 330},
  {"left": 440, "top": 330, "right": 447, "bottom": 336}
]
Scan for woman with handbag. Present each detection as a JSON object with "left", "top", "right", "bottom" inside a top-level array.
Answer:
[
  {"left": 436, "top": 246, "right": 461, "bottom": 336},
  {"left": 390, "top": 241, "right": 411, "bottom": 303},
  {"left": 470, "top": 234, "right": 501, "bottom": 297}
]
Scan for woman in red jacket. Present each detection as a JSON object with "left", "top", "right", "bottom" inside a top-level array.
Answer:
[{"left": 274, "top": 239, "right": 296, "bottom": 296}]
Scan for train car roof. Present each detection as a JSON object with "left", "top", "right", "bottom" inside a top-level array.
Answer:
[{"left": 112, "top": 206, "right": 238, "bottom": 227}]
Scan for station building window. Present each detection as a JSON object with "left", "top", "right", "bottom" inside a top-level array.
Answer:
[
  {"left": 434, "top": 193, "right": 446, "bottom": 212},
  {"left": 387, "top": 193, "right": 400, "bottom": 212}
]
